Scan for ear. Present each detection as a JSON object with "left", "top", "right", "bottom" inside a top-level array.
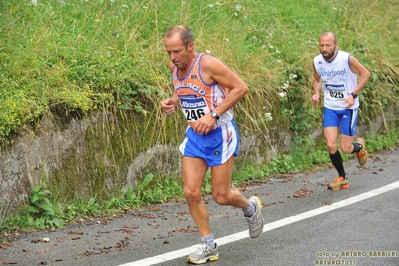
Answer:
[{"left": 188, "top": 41, "right": 194, "bottom": 51}]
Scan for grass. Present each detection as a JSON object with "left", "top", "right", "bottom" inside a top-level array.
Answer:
[{"left": 0, "top": 0, "right": 399, "bottom": 232}]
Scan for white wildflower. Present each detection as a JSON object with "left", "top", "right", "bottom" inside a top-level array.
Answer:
[
  {"left": 264, "top": 112, "right": 273, "bottom": 121},
  {"left": 279, "top": 91, "right": 287, "bottom": 98},
  {"left": 208, "top": 4, "right": 214, "bottom": 8},
  {"left": 205, "top": 50, "right": 211, "bottom": 54},
  {"left": 31, "top": 0, "right": 38, "bottom": 6},
  {"left": 282, "top": 82, "right": 289, "bottom": 90}
]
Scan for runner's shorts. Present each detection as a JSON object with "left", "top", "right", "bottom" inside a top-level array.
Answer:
[
  {"left": 179, "top": 120, "right": 239, "bottom": 167},
  {"left": 323, "top": 107, "right": 358, "bottom": 136}
]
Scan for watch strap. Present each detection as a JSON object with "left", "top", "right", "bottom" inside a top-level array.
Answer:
[{"left": 210, "top": 110, "right": 219, "bottom": 120}]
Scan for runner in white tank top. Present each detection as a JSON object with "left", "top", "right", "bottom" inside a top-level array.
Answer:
[{"left": 312, "top": 32, "right": 371, "bottom": 191}]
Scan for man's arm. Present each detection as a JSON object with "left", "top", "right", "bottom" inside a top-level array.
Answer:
[
  {"left": 190, "top": 55, "right": 248, "bottom": 134},
  {"left": 200, "top": 55, "right": 249, "bottom": 116},
  {"left": 312, "top": 64, "right": 322, "bottom": 104},
  {"left": 160, "top": 62, "right": 180, "bottom": 115},
  {"left": 344, "top": 55, "right": 371, "bottom": 106},
  {"left": 349, "top": 56, "right": 371, "bottom": 95}
]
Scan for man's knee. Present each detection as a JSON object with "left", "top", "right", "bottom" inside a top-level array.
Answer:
[
  {"left": 184, "top": 187, "right": 202, "bottom": 202},
  {"left": 212, "top": 192, "right": 230, "bottom": 206}
]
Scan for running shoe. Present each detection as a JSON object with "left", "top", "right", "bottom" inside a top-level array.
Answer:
[
  {"left": 356, "top": 137, "right": 368, "bottom": 165},
  {"left": 245, "top": 196, "right": 264, "bottom": 238},
  {"left": 328, "top": 176, "right": 349, "bottom": 190},
  {"left": 187, "top": 239, "right": 219, "bottom": 264}
]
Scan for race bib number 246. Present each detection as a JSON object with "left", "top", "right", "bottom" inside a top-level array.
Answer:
[{"left": 180, "top": 97, "right": 210, "bottom": 122}]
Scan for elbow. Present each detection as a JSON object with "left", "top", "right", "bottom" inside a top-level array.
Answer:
[
  {"left": 366, "top": 69, "right": 371, "bottom": 81},
  {"left": 242, "top": 85, "right": 249, "bottom": 96}
]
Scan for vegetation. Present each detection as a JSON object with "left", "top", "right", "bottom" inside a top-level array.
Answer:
[{"left": 0, "top": 0, "right": 399, "bottom": 231}]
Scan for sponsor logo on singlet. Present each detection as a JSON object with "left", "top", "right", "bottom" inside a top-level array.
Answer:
[
  {"left": 174, "top": 82, "right": 206, "bottom": 96},
  {"left": 318, "top": 68, "right": 346, "bottom": 77}
]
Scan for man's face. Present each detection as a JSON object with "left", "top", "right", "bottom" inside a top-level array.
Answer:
[
  {"left": 164, "top": 33, "right": 193, "bottom": 69},
  {"left": 319, "top": 35, "right": 337, "bottom": 61}
]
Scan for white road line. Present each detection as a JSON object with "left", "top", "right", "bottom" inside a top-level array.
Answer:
[{"left": 119, "top": 180, "right": 399, "bottom": 266}]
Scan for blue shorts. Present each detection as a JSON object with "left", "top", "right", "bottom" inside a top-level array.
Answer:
[
  {"left": 179, "top": 120, "right": 240, "bottom": 167},
  {"left": 323, "top": 107, "right": 358, "bottom": 136}
]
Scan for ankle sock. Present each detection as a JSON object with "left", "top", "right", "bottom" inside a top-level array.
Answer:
[
  {"left": 243, "top": 201, "right": 255, "bottom": 217},
  {"left": 352, "top": 142, "right": 362, "bottom": 153},
  {"left": 202, "top": 235, "right": 216, "bottom": 249}
]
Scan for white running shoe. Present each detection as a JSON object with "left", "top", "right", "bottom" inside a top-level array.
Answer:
[
  {"left": 245, "top": 196, "right": 264, "bottom": 238},
  {"left": 187, "top": 239, "right": 219, "bottom": 264}
]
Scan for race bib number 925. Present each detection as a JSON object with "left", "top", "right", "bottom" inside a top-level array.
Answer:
[{"left": 325, "top": 83, "right": 346, "bottom": 100}]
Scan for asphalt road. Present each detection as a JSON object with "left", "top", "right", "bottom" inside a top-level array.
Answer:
[{"left": 1, "top": 148, "right": 398, "bottom": 266}]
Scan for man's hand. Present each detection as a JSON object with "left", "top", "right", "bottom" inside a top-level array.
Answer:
[
  {"left": 192, "top": 113, "right": 215, "bottom": 135},
  {"left": 161, "top": 98, "right": 177, "bottom": 114},
  {"left": 311, "top": 93, "right": 320, "bottom": 104},
  {"left": 344, "top": 95, "right": 355, "bottom": 108}
]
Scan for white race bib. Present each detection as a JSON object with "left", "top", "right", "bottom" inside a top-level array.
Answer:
[
  {"left": 325, "top": 83, "right": 347, "bottom": 100},
  {"left": 180, "top": 97, "right": 210, "bottom": 122}
]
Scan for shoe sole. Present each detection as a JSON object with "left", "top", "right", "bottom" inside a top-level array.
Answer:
[
  {"left": 328, "top": 184, "right": 350, "bottom": 190},
  {"left": 359, "top": 151, "right": 369, "bottom": 166},
  {"left": 356, "top": 138, "right": 368, "bottom": 165},
  {"left": 187, "top": 255, "right": 219, "bottom": 264}
]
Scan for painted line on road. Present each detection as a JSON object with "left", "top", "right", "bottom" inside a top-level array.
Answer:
[{"left": 119, "top": 180, "right": 399, "bottom": 266}]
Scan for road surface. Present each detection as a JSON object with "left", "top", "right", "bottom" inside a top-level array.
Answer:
[{"left": 1, "top": 149, "right": 398, "bottom": 266}]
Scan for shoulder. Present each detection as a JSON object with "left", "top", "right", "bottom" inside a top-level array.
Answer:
[
  {"left": 200, "top": 54, "right": 224, "bottom": 67},
  {"left": 313, "top": 54, "right": 323, "bottom": 62},
  {"left": 338, "top": 50, "right": 351, "bottom": 59},
  {"left": 199, "top": 54, "right": 230, "bottom": 74}
]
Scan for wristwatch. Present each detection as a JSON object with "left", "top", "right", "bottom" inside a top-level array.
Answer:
[
  {"left": 351, "top": 92, "right": 358, "bottom": 99},
  {"left": 210, "top": 110, "right": 219, "bottom": 120}
]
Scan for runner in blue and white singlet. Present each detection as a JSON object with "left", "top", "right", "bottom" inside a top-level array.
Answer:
[
  {"left": 314, "top": 50, "right": 359, "bottom": 111},
  {"left": 312, "top": 32, "right": 370, "bottom": 190}
]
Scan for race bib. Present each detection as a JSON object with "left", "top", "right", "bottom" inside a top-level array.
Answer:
[
  {"left": 179, "top": 97, "right": 210, "bottom": 122},
  {"left": 325, "top": 83, "right": 347, "bottom": 100}
]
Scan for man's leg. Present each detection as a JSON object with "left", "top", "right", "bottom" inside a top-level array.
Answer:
[
  {"left": 324, "top": 127, "right": 345, "bottom": 177},
  {"left": 324, "top": 127, "right": 349, "bottom": 190},
  {"left": 211, "top": 156, "right": 264, "bottom": 238},
  {"left": 210, "top": 155, "right": 248, "bottom": 209},
  {"left": 182, "top": 156, "right": 211, "bottom": 237}
]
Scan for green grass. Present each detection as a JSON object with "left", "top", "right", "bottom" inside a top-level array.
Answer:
[{"left": 1, "top": 0, "right": 399, "bottom": 232}]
